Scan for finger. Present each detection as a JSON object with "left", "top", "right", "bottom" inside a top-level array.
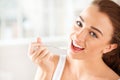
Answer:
[
  {"left": 30, "top": 47, "right": 47, "bottom": 61},
  {"left": 28, "top": 43, "right": 41, "bottom": 55},
  {"left": 37, "top": 37, "right": 41, "bottom": 43},
  {"left": 29, "top": 37, "right": 41, "bottom": 46},
  {"left": 37, "top": 49, "right": 49, "bottom": 59},
  {"left": 35, "top": 49, "right": 49, "bottom": 64}
]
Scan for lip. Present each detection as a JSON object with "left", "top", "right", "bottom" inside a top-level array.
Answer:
[{"left": 70, "top": 40, "right": 85, "bottom": 53}]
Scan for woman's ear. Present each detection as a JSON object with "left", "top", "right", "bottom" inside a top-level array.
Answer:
[{"left": 103, "top": 43, "right": 118, "bottom": 54}]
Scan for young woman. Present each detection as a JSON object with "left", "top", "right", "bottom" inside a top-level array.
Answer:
[{"left": 28, "top": 0, "right": 120, "bottom": 80}]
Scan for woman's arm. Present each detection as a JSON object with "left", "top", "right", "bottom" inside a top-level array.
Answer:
[{"left": 34, "top": 67, "right": 53, "bottom": 80}]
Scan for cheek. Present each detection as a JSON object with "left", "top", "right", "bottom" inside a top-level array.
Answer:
[
  {"left": 86, "top": 42, "right": 105, "bottom": 54},
  {"left": 70, "top": 26, "right": 79, "bottom": 39},
  {"left": 70, "top": 32, "right": 74, "bottom": 39},
  {"left": 70, "top": 29, "right": 76, "bottom": 39}
]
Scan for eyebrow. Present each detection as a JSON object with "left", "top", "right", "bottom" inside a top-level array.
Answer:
[
  {"left": 91, "top": 26, "right": 103, "bottom": 36},
  {"left": 79, "top": 16, "right": 103, "bottom": 36},
  {"left": 79, "top": 16, "right": 84, "bottom": 22}
]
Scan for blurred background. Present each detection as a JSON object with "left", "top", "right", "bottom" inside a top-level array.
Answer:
[{"left": 0, "top": 0, "right": 119, "bottom": 80}]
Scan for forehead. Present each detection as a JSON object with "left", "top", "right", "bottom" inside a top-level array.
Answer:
[{"left": 80, "top": 5, "right": 114, "bottom": 37}]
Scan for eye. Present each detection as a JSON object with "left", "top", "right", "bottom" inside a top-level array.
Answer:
[
  {"left": 89, "top": 31, "right": 98, "bottom": 38},
  {"left": 76, "top": 21, "right": 83, "bottom": 27}
]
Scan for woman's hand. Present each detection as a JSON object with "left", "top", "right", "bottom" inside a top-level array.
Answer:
[
  {"left": 28, "top": 37, "right": 48, "bottom": 64},
  {"left": 28, "top": 37, "right": 58, "bottom": 73}
]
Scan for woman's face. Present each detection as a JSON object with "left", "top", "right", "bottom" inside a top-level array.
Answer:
[{"left": 68, "top": 5, "right": 114, "bottom": 60}]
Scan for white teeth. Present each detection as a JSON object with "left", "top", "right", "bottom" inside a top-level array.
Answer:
[{"left": 73, "top": 41, "right": 83, "bottom": 48}]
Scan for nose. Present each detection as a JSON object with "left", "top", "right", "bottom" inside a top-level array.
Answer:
[{"left": 74, "top": 29, "right": 87, "bottom": 42}]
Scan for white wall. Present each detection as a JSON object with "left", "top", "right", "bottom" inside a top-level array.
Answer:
[{"left": 0, "top": 43, "right": 36, "bottom": 80}]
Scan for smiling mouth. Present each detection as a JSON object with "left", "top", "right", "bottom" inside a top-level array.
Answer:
[{"left": 71, "top": 40, "right": 85, "bottom": 52}]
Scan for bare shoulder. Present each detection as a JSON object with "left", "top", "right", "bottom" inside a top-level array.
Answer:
[
  {"left": 93, "top": 72, "right": 119, "bottom": 80},
  {"left": 106, "top": 69, "right": 120, "bottom": 80},
  {"left": 97, "top": 65, "right": 120, "bottom": 80},
  {"left": 117, "top": 77, "right": 120, "bottom": 80}
]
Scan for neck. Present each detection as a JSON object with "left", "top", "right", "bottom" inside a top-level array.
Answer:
[{"left": 66, "top": 55, "right": 108, "bottom": 76}]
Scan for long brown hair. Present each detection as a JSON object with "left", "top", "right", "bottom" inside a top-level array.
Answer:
[{"left": 92, "top": 0, "right": 120, "bottom": 76}]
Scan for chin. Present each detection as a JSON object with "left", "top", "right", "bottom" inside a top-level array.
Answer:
[{"left": 67, "top": 49, "right": 83, "bottom": 60}]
